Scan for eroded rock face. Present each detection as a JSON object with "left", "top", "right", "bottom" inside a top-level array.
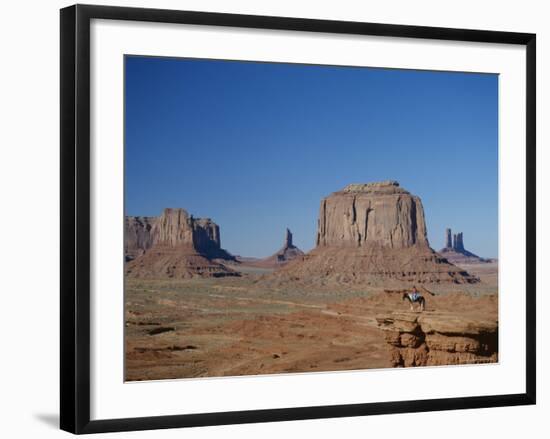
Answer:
[
  {"left": 155, "top": 208, "right": 220, "bottom": 249},
  {"left": 264, "top": 182, "right": 479, "bottom": 286},
  {"left": 125, "top": 208, "right": 231, "bottom": 261},
  {"left": 125, "top": 208, "right": 236, "bottom": 278},
  {"left": 376, "top": 311, "right": 498, "bottom": 367},
  {"left": 155, "top": 208, "right": 196, "bottom": 247},
  {"left": 125, "top": 216, "right": 156, "bottom": 261},
  {"left": 317, "top": 181, "right": 428, "bottom": 249}
]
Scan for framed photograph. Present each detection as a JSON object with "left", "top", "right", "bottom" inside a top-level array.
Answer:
[{"left": 60, "top": 4, "right": 536, "bottom": 434}]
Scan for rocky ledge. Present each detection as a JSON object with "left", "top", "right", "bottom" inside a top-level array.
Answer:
[
  {"left": 340, "top": 180, "right": 410, "bottom": 195},
  {"left": 376, "top": 311, "right": 498, "bottom": 367}
]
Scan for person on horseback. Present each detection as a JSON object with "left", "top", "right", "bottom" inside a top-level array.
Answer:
[
  {"left": 403, "top": 286, "right": 425, "bottom": 311},
  {"left": 410, "top": 286, "right": 420, "bottom": 302}
]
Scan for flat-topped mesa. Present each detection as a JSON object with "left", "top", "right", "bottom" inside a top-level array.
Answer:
[
  {"left": 125, "top": 208, "right": 237, "bottom": 279},
  {"left": 156, "top": 208, "right": 220, "bottom": 252},
  {"left": 125, "top": 208, "right": 228, "bottom": 260},
  {"left": 261, "top": 182, "right": 480, "bottom": 287},
  {"left": 317, "top": 181, "right": 428, "bottom": 249}
]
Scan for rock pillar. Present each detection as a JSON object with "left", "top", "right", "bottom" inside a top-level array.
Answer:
[
  {"left": 285, "top": 228, "right": 293, "bottom": 248},
  {"left": 445, "top": 228, "right": 452, "bottom": 249},
  {"left": 456, "top": 232, "right": 465, "bottom": 252}
]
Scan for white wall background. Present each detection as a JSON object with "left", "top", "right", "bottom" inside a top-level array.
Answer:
[{"left": 0, "top": 0, "right": 546, "bottom": 437}]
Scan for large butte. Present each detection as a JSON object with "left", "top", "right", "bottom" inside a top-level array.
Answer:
[{"left": 264, "top": 181, "right": 479, "bottom": 287}]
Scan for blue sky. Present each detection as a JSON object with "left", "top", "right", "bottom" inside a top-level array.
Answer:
[{"left": 125, "top": 56, "right": 498, "bottom": 258}]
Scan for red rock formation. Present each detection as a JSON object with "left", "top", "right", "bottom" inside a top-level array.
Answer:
[
  {"left": 125, "top": 208, "right": 237, "bottom": 279},
  {"left": 445, "top": 228, "right": 453, "bottom": 249},
  {"left": 125, "top": 216, "right": 156, "bottom": 261},
  {"left": 268, "top": 228, "right": 305, "bottom": 264},
  {"left": 264, "top": 181, "right": 479, "bottom": 287},
  {"left": 376, "top": 311, "right": 498, "bottom": 367},
  {"left": 317, "top": 181, "right": 428, "bottom": 249},
  {"left": 125, "top": 208, "right": 233, "bottom": 262},
  {"left": 439, "top": 228, "right": 490, "bottom": 265},
  {"left": 235, "top": 228, "right": 304, "bottom": 269}
]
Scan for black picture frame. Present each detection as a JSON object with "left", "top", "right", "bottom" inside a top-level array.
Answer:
[{"left": 60, "top": 4, "right": 536, "bottom": 434}]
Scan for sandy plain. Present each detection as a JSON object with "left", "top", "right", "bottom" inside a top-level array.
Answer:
[{"left": 125, "top": 261, "right": 498, "bottom": 381}]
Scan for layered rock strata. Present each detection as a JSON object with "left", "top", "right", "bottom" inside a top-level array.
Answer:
[
  {"left": 125, "top": 208, "right": 237, "bottom": 278},
  {"left": 125, "top": 216, "right": 156, "bottom": 261},
  {"left": 376, "top": 311, "right": 498, "bottom": 367},
  {"left": 125, "top": 208, "right": 234, "bottom": 262},
  {"left": 265, "top": 181, "right": 478, "bottom": 286},
  {"left": 316, "top": 181, "right": 428, "bottom": 249}
]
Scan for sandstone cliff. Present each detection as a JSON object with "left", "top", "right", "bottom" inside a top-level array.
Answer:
[
  {"left": 317, "top": 181, "right": 428, "bottom": 249},
  {"left": 125, "top": 216, "right": 156, "bottom": 261},
  {"left": 263, "top": 181, "right": 479, "bottom": 287},
  {"left": 376, "top": 311, "right": 498, "bottom": 367},
  {"left": 125, "top": 208, "right": 234, "bottom": 262},
  {"left": 125, "top": 208, "right": 237, "bottom": 279}
]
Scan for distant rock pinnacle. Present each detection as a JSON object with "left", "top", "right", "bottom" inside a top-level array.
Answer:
[
  {"left": 445, "top": 228, "right": 452, "bottom": 249},
  {"left": 440, "top": 228, "right": 488, "bottom": 264},
  {"left": 285, "top": 228, "right": 293, "bottom": 248},
  {"left": 274, "top": 228, "right": 304, "bottom": 263}
]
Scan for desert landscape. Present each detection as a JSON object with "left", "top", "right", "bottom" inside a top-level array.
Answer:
[{"left": 125, "top": 181, "right": 498, "bottom": 381}]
